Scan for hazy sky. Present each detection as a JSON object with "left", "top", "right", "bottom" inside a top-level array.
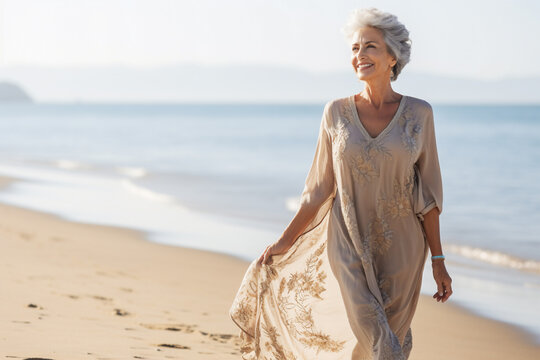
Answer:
[{"left": 0, "top": 0, "right": 538, "bottom": 80}]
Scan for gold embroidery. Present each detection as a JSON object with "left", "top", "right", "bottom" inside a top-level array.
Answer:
[
  {"left": 377, "top": 178, "right": 414, "bottom": 221},
  {"left": 233, "top": 239, "right": 348, "bottom": 357},
  {"left": 232, "top": 300, "right": 254, "bottom": 327},
  {"left": 351, "top": 149, "right": 379, "bottom": 185},
  {"left": 276, "top": 241, "right": 347, "bottom": 353},
  {"left": 352, "top": 131, "right": 392, "bottom": 186},
  {"left": 261, "top": 310, "right": 297, "bottom": 360},
  {"left": 365, "top": 215, "right": 393, "bottom": 256}
]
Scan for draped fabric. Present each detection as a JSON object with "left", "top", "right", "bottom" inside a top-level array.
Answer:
[{"left": 230, "top": 95, "right": 443, "bottom": 360}]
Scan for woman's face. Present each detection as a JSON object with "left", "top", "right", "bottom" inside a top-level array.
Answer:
[{"left": 350, "top": 26, "right": 396, "bottom": 82}]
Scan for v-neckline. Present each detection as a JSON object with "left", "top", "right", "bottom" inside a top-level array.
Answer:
[{"left": 349, "top": 94, "right": 407, "bottom": 140}]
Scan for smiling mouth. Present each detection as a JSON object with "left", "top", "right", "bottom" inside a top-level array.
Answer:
[{"left": 357, "top": 64, "right": 374, "bottom": 70}]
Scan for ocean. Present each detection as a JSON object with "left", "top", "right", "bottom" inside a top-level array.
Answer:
[{"left": 0, "top": 101, "right": 539, "bottom": 342}]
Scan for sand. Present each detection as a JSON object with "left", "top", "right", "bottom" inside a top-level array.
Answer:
[{"left": 1, "top": 178, "right": 539, "bottom": 359}]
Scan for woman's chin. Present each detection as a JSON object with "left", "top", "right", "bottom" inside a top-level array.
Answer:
[{"left": 355, "top": 71, "right": 384, "bottom": 83}]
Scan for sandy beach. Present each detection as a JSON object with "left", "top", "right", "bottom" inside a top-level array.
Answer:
[{"left": 1, "top": 177, "right": 539, "bottom": 359}]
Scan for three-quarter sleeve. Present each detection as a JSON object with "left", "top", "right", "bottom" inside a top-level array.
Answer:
[
  {"left": 297, "top": 101, "right": 337, "bottom": 235},
  {"left": 413, "top": 104, "right": 443, "bottom": 222}
]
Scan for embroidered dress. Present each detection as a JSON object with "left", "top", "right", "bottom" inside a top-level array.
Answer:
[{"left": 229, "top": 94, "right": 443, "bottom": 359}]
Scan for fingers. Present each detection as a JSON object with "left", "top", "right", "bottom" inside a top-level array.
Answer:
[
  {"left": 442, "top": 279, "right": 453, "bottom": 302},
  {"left": 433, "top": 277, "right": 453, "bottom": 303},
  {"left": 257, "top": 246, "right": 267, "bottom": 265},
  {"left": 257, "top": 245, "right": 271, "bottom": 266},
  {"left": 437, "top": 281, "right": 444, "bottom": 297}
]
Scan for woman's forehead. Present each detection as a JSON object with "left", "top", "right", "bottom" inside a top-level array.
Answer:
[{"left": 351, "top": 27, "right": 383, "bottom": 44}]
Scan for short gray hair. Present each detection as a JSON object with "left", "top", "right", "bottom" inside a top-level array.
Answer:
[{"left": 341, "top": 8, "right": 412, "bottom": 81}]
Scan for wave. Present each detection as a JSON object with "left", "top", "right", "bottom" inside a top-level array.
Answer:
[
  {"left": 117, "top": 166, "right": 147, "bottom": 178},
  {"left": 120, "top": 179, "right": 173, "bottom": 203},
  {"left": 55, "top": 159, "right": 84, "bottom": 170},
  {"left": 446, "top": 244, "right": 540, "bottom": 274}
]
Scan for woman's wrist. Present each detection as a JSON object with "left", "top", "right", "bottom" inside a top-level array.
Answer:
[
  {"left": 278, "top": 235, "right": 295, "bottom": 247},
  {"left": 431, "top": 254, "right": 445, "bottom": 264}
]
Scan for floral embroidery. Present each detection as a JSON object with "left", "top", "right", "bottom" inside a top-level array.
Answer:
[
  {"left": 402, "top": 327, "right": 413, "bottom": 359},
  {"left": 377, "top": 177, "right": 414, "bottom": 221},
  {"left": 350, "top": 137, "right": 392, "bottom": 186},
  {"left": 233, "top": 239, "right": 347, "bottom": 358},
  {"left": 340, "top": 99, "right": 354, "bottom": 124},
  {"left": 238, "top": 330, "right": 256, "bottom": 355},
  {"left": 377, "top": 275, "right": 392, "bottom": 309},
  {"left": 261, "top": 310, "right": 297, "bottom": 360},
  {"left": 332, "top": 116, "right": 351, "bottom": 163},
  {"left": 350, "top": 149, "right": 379, "bottom": 185},
  {"left": 341, "top": 190, "right": 372, "bottom": 264},
  {"left": 398, "top": 104, "right": 423, "bottom": 156},
  {"left": 368, "top": 297, "right": 405, "bottom": 360},
  {"left": 276, "top": 241, "right": 347, "bottom": 354},
  {"left": 232, "top": 299, "right": 254, "bottom": 327},
  {"left": 364, "top": 214, "right": 393, "bottom": 257}
]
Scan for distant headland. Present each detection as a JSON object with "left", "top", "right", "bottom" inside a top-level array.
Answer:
[{"left": 0, "top": 82, "right": 33, "bottom": 102}]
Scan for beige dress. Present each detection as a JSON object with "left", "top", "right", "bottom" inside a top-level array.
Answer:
[{"left": 229, "top": 94, "right": 443, "bottom": 360}]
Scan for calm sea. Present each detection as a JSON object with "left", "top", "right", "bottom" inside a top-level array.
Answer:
[{"left": 0, "top": 101, "right": 539, "bottom": 341}]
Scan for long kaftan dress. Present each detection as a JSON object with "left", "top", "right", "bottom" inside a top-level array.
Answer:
[{"left": 229, "top": 94, "right": 443, "bottom": 360}]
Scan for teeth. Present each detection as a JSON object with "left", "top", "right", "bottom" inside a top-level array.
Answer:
[{"left": 358, "top": 64, "right": 373, "bottom": 69}]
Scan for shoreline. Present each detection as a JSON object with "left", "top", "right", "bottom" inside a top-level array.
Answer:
[{"left": 1, "top": 177, "right": 540, "bottom": 358}]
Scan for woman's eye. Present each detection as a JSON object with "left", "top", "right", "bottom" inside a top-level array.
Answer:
[{"left": 352, "top": 45, "right": 374, "bottom": 51}]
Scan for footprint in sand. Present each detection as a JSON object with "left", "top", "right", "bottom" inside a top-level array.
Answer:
[
  {"left": 201, "top": 332, "right": 238, "bottom": 344},
  {"left": 140, "top": 323, "right": 197, "bottom": 333},
  {"left": 63, "top": 294, "right": 114, "bottom": 302},
  {"left": 114, "top": 308, "right": 130, "bottom": 316},
  {"left": 91, "top": 295, "right": 113, "bottom": 302},
  {"left": 20, "top": 232, "right": 34, "bottom": 241},
  {"left": 157, "top": 344, "right": 190, "bottom": 349},
  {"left": 27, "top": 303, "right": 44, "bottom": 310},
  {"left": 140, "top": 322, "right": 241, "bottom": 346}
]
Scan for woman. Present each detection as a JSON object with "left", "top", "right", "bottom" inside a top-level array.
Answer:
[{"left": 230, "top": 7, "right": 452, "bottom": 360}]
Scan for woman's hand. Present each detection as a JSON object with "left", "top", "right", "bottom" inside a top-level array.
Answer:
[
  {"left": 257, "top": 238, "right": 294, "bottom": 266},
  {"left": 432, "top": 261, "right": 453, "bottom": 303}
]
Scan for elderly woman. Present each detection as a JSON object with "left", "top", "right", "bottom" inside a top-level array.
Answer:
[{"left": 230, "top": 7, "right": 452, "bottom": 359}]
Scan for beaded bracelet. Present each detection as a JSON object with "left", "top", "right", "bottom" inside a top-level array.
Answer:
[{"left": 431, "top": 255, "right": 445, "bottom": 260}]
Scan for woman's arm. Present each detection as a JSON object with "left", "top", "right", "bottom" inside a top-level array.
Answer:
[
  {"left": 258, "top": 102, "right": 335, "bottom": 266},
  {"left": 282, "top": 199, "right": 328, "bottom": 245},
  {"left": 421, "top": 207, "right": 453, "bottom": 303},
  {"left": 257, "top": 198, "right": 328, "bottom": 265}
]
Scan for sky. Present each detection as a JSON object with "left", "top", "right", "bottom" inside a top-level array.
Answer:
[{"left": 0, "top": 0, "right": 539, "bottom": 81}]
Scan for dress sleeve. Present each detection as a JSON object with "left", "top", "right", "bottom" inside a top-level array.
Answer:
[
  {"left": 297, "top": 101, "right": 337, "bottom": 234},
  {"left": 413, "top": 104, "right": 443, "bottom": 222}
]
